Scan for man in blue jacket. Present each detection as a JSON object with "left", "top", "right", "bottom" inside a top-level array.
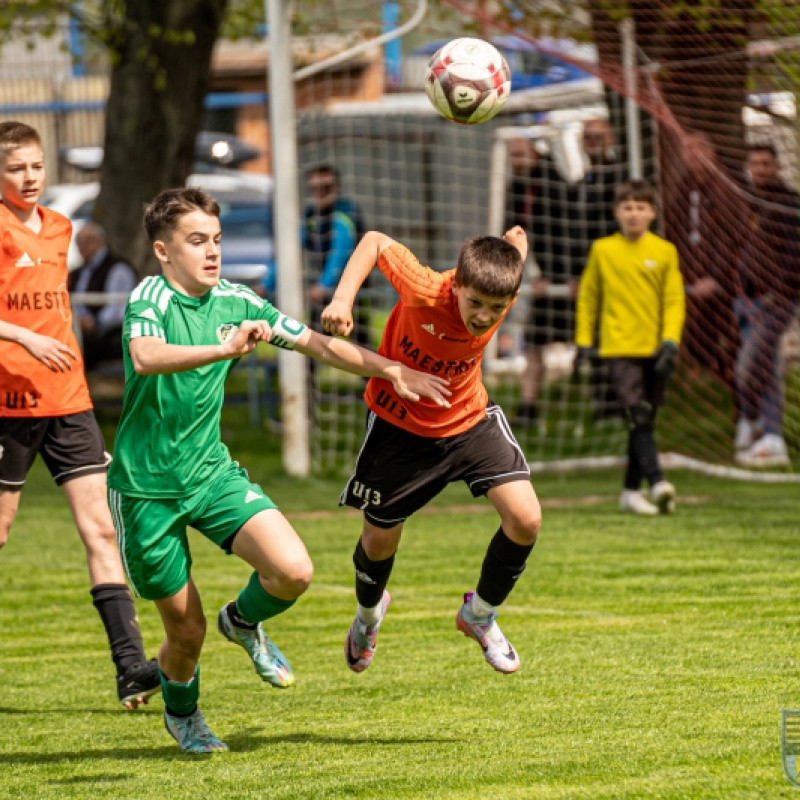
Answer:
[{"left": 303, "top": 163, "right": 370, "bottom": 347}]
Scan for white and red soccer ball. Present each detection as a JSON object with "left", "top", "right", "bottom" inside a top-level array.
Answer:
[{"left": 424, "top": 38, "right": 512, "bottom": 125}]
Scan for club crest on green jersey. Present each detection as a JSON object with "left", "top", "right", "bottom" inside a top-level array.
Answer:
[{"left": 216, "top": 323, "right": 238, "bottom": 344}]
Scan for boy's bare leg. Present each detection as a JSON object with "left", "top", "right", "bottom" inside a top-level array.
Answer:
[
  {"left": 155, "top": 580, "right": 226, "bottom": 753},
  {"left": 0, "top": 489, "right": 22, "bottom": 549},
  {"left": 230, "top": 509, "right": 313, "bottom": 601},
  {"left": 155, "top": 580, "right": 206, "bottom": 684},
  {"left": 62, "top": 472, "right": 125, "bottom": 585}
]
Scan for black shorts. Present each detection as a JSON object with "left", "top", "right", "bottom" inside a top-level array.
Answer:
[
  {"left": 0, "top": 411, "right": 110, "bottom": 489},
  {"left": 523, "top": 298, "right": 576, "bottom": 347},
  {"left": 606, "top": 357, "right": 668, "bottom": 410},
  {"left": 340, "top": 404, "right": 530, "bottom": 528}
]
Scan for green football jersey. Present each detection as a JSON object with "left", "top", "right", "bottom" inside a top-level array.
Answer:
[{"left": 107, "top": 276, "right": 306, "bottom": 498}]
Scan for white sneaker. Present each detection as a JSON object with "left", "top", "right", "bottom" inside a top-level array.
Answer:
[
  {"left": 735, "top": 433, "right": 790, "bottom": 467},
  {"left": 619, "top": 490, "right": 659, "bottom": 516},
  {"left": 650, "top": 480, "right": 676, "bottom": 514},
  {"left": 734, "top": 417, "right": 756, "bottom": 451}
]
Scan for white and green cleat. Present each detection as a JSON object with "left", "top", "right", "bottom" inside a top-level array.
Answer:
[
  {"left": 165, "top": 709, "right": 228, "bottom": 754},
  {"left": 217, "top": 604, "right": 295, "bottom": 688}
]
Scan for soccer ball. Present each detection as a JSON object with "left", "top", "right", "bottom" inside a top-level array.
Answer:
[{"left": 424, "top": 38, "right": 512, "bottom": 125}]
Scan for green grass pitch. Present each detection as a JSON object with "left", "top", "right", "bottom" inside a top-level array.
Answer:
[{"left": 1, "top": 413, "right": 800, "bottom": 798}]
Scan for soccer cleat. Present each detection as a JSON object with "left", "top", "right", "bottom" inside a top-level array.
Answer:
[
  {"left": 117, "top": 658, "right": 161, "bottom": 709},
  {"left": 619, "top": 489, "right": 658, "bottom": 516},
  {"left": 217, "top": 604, "right": 294, "bottom": 688},
  {"left": 345, "top": 590, "right": 391, "bottom": 673},
  {"left": 165, "top": 708, "right": 228, "bottom": 753},
  {"left": 650, "top": 480, "right": 676, "bottom": 515},
  {"left": 456, "top": 591, "right": 520, "bottom": 674},
  {"left": 735, "top": 433, "right": 790, "bottom": 468}
]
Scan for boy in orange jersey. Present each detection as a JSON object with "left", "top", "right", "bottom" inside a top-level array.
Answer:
[
  {"left": 0, "top": 121, "right": 159, "bottom": 708},
  {"left": 321, "top": 225, "right": 540, "bottom": 675}
]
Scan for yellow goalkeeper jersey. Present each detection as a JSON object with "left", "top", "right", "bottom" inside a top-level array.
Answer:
[{"left": 575, "top": 231, "right": 685, "bottom": 357}]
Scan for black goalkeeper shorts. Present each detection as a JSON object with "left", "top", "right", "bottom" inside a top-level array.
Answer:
[
  {"left": 339, "top": 403, "right": 530, "bottom": 528},
  {"left": 606, "top": 357, "right": 668, "bottom": 410}
]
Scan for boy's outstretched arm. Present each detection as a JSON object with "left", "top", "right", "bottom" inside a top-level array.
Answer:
[
  {"left": 293, "top": 328, "right": 451, "bottom": 407},
  {"left": 321, "top": 230, "right": 396, "bottom": 337},
  {"left": 130, "top": 319, "right": 272, "bottom": 375}
]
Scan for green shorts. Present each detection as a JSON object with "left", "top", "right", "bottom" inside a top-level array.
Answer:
[{"left": 108, "top": 462, "right": 278, "bottom": 600}]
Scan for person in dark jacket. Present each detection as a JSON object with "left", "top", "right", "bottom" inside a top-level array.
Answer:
[
  {"left": 566, "top": 118, "right": 629, "bottom": 276},
  {"left": 507, "top": 136, "right": 569, "bottom": 423},
  {"left": 734, "top": 143, "right": 800, "bottom": 466},
  {"left": 566, "top": 118, "right": 628, "bottom": 421},
  {"left": 513, "top": 120, "right": 627, "bottom": 424},
  {"left": 70, "top": 222, "right": 137, "bottom": 368},
  {"left": 666, "top": 132, "right": 745, "bottom": 401}
]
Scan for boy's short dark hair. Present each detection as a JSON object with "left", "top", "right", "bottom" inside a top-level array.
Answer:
[
  {"left": 144, "top": 187, "right": 220, "bottom": 242},
  {"left": 614, "top": 179, "right": 657, "bottom": 207},
  {"left": 455, "top": 236, "right": 524, "bottom": 298},
  {"left": 747, "top": 142, "right": 778, "bottom": 160},
  {"left": 0, "top": 121, "right": 41, "bottom": 156},
  {"left": 305, "top": 163, "right": 340, "bottom": 184}
]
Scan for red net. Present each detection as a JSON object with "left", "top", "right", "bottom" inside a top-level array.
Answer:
[
  {"left": 286, "top": 1, "right": 799, "bottom": 471},
  {"left": 435, "top": 1, "right": 800, "bottom": 468}
]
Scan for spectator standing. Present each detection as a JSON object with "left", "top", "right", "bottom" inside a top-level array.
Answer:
[
  {"left": 567, "top": 118, "right": 628, "bottom": 268},
  {"left": 575, "top": 180, "right": 685, "bottom": 515},
  {"left": 303, "top": 163, "right": 370, "bottom": 348},
  {"left": 734, "top": 144, "right": 800, "bottom": 466},
  {"left": 567, "top": 118, "right": 629, "bottom": 420},
  {"left": 69, "top": 222, "right": 138, "bottom": 368},
  {"left": 505, "top": 136, "right": 569, "bottom": 424},
  {"left": 666, "top": 132, "right": 744, "bottom": 399}
]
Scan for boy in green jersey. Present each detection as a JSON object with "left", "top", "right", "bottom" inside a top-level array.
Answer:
[
  {"left": 574, "top": 180, "right": 685, "bottom": 516},
  {"left": 107, "top": 187, "right": 451, "bottom": 754}
]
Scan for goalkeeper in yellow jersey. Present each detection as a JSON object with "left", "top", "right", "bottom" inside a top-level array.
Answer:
[{"left": 574, "top": 180, "right": 685, "bottom": 515}]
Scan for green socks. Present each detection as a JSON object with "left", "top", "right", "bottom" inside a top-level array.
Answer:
[
  {"left": 160, "top": 665, "right": 200, "bottom": 717},
  {"left": 236, "top": 571, "right": 296, "bottom": 625}
]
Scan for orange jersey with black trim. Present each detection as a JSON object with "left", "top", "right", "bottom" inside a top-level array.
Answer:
[
  {"left": 364, "top": 243, "right": 515, "bottom": 438},
  {"left": 0, "top": 203, "right": 92, "bottom": 417}
]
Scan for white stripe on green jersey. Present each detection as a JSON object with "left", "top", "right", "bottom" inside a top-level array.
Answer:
[
  {"left": 108, "top": 275, "right": 306, "bottom": 499},
  {"left": 212, "top": 280, "right": 265, "bottom": 309}
]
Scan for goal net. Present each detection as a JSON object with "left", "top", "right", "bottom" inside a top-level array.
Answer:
[{"left": 287, "top": 1, "right": 800, "bottom": 478}]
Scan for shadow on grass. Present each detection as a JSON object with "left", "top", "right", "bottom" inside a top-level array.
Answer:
[
  {"left": 47, "top": 774, "right": 130, "bottom": 786},
  {"left": 0, "top": 706, "right": 151, "bottom": 716},
  {"left": 0, "top": 725, "right": 460, "bottom": 765},
  {"left": 224, "top": 730, "right": 458, "bottom": 751}
]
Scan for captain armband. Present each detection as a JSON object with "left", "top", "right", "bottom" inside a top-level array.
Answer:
[{"left": 269, "top": 313, "right": 307, "bottom": 350}]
